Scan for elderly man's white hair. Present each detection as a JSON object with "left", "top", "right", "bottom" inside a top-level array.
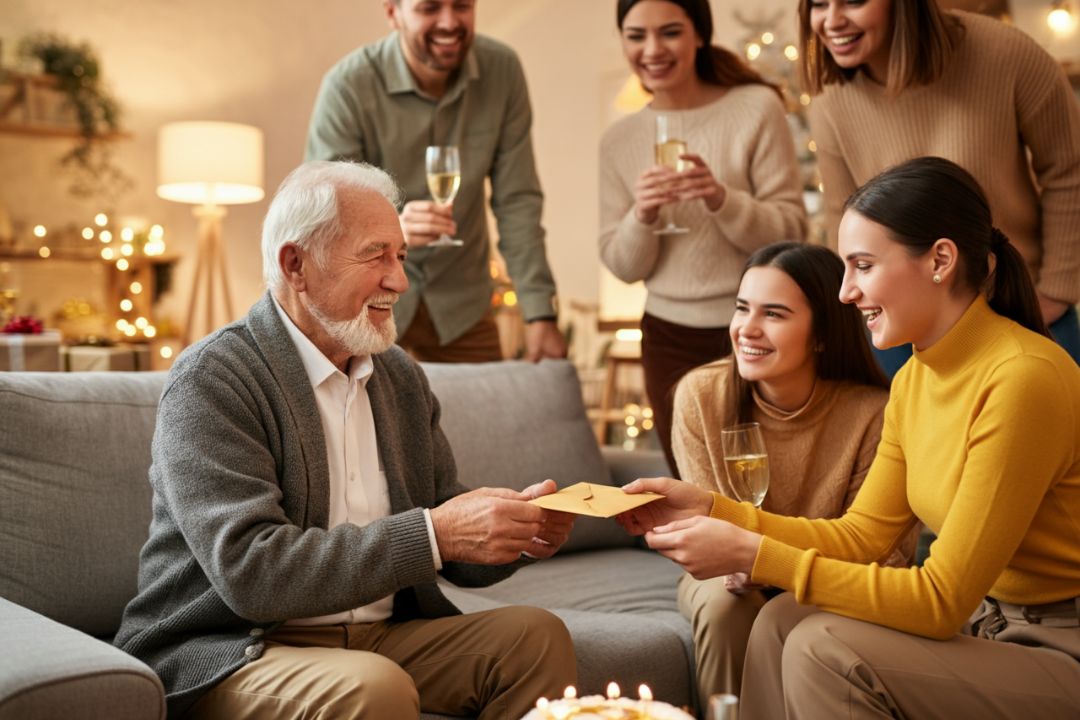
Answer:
[{"left": 261, "top": 161, "right": 403, "bottom": 290}]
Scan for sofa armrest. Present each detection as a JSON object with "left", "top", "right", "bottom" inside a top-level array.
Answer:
[
  {"left": 0, "top": 597, "right": 164, "bottom": 720},
  {"left": 601, "top": 446, "right": 672, "bottom": 488}
]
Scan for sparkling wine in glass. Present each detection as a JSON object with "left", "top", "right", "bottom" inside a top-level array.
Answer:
[
  {"left": 721, "top": 422, "right": 769, "bottom": 508},
  {"left": 425, "top": 145, "right": 463, "bottom": 247},
  {"left": 653, "top": 113, "right": 690, "bottom": 236}
]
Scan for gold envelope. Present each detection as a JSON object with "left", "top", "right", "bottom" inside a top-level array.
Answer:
[{"left": 528, "top": 482, "right": 663, "bottom": 518}]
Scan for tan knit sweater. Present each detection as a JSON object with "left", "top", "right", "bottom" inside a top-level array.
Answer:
[
  {"left": 809, "top": 11, "right": 1080, "bottom": 305},
  {"left": 599, "top": 85, "right": 807, "bottom": 328},
  {"left": 672, "top": 360, "right": 888, "bottom": 522}
]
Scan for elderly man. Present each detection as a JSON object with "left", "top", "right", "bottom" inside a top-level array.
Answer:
[
  {"left": 306, "top": 0, "right": 566, "bottom": 363},
  {"left": 114, "top": 161, "right": 577, "bottom": 719}
]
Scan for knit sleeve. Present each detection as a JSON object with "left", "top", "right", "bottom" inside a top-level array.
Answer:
[
  {"left": 1012, "top": 35, "right": 1080, "bottom": 304},
  {"left": 709, "top": 92, "right": 808, "bottom": 253},
  {"left": 725, "top": 354, "right": 1075, "bottom": 639},
  {"left": 598, "top": 122, "right": 663, "bottom": 283},
  {"left": 807, "top": 98, "right": 856, "bottom": 251},
  {"left": 672, "top": 368, "right": 726, "bottom": 494}
]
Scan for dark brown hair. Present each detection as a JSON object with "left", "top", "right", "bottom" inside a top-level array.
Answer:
[
  {"left": 844, "top": 156, "right": 1049, "bottom": 338},
  {"left": 617, "top": 0, "right": 783, "bottom": 100},
  {"left": 797, "top": 0, "right": 962, "bottom": 95},
  {"left": 730, "top": 242, "right": 888, "bottom": 423}
]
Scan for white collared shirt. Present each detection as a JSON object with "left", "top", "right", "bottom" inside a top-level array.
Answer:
[{"left": 272, "top": 298, "right": 442, "bottom": 625}]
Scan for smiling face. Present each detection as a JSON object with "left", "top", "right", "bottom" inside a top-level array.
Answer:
[
  {"left": 809, "top": 0, "right": 893, "bottom": 80},
  {"left": 730, "top": 266, "right": 818, "bottom": 409},
  {"left": 301, "top": 188, "right": 409, "bottom": 358},
  {"left": 620, "top": 0, "right": 703, "bottom": 96},
  {"left": 386, "top": 0, "right": 476, "bottom": 86},
  {"left": 837, "top": 210, "right": 943, "bottom": 350}
]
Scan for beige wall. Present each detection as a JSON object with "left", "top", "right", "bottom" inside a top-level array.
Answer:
[{"left": 1, "top": 0, "right": 1075, "bottom": 333}]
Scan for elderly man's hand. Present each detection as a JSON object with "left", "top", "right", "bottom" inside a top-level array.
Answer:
[{"left": 431, "top": 479, "right": 575, "bottom": 564}]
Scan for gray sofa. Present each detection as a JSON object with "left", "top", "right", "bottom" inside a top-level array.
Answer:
[{"left": 0, "top": 360, "right": 692, "bottom": 720}]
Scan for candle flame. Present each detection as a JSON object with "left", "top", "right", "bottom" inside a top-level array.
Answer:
[
  {"left": 563, "top": 685, "right": 577, "bottom": 700},
  {"left": 607, "top": 681, "right": 620, "bottom": 699},
  {"left": 638, "top": 684, "right": 653, "bottom": 701},
  {"left": 536, "top": 697, "right": 549, "bottom": 709}
]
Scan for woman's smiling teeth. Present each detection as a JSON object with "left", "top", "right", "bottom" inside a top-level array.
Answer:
[
  {"left": 862, "top": 308, "right": 882, "bottom": 324},
  {"left": 739, "top": 344, "right": 772, "bottom": 357},
  {"left": 829, "top": 34, "right": 862, "bottom": 46}
]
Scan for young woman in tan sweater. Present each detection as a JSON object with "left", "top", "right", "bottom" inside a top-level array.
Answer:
[
  {"left": 600, "top": 0, "right": 807, "bottom": 476},
  {"left": 799, "top": 0, "right": 1080, "bottom": 373},
  {"left": 670, "top": 242, "right": 895, "bottom": 707}
]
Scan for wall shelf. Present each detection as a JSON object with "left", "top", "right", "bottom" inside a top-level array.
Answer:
[{"left": 0, "top": 70, "right": 130, "bottom": 140}]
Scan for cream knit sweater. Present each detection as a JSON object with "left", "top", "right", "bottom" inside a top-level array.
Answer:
[
  {"left": 809, "top": 11, "right": 1080, "bottom": 305},
  {"left": 599, "top": 85, "right": 807, "bottom": 328}
]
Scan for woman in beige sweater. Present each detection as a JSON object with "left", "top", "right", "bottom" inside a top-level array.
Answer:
[
  {"left": 799, "top": 0, "right": 1080, "bottom": 373},
  {"left": 600, "top": 0, "right": 807, "bottom": 476},
  {"left": 671, "top": 242, "right": 893, "bottom": 707}
]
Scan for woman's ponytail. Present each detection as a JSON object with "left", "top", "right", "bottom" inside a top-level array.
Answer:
[{"left": 987, "top": 228, "right": 1050, "bottom": 337}]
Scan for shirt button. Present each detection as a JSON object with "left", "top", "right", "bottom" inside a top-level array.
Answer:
[
  {"left": 249, "top": 627, "right": 264, "bottom": 637},
  {"left": 244, "top": 644, "right": 262, "bottom": 659}
]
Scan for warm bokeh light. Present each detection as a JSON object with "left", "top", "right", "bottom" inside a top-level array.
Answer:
[
  {"left": 144, "top": 326, "right": 157, "bottom": 338},
  {"left": 746, "top": 43, "right": 762, "bottom": 61},
  {"left": 503, "top": 290, "right": 518, "bottom": 307},
  {"left": 784, "top": 45, "right": 799, "bottom": 61},
  {"left": 101, "top": 247, "right": 115, "bottom": 260},
  {"left": 615, "top": 328, "right": 643, "bottom": 342},
  {"left": 160, "top": 346, "right": 174, "bottom": 359},
  {"left": 1048, "top": 6, "right": 1076, "bottom": 34},
  {"left": 116, "top": 258, "right": 130, "bottom": 271},
  {"left": 121, "top": 227, "right": 135, "bottom": 242},
  {"left": 38, "top": 246, "right": 51, "bottom": 258},
  {"left": 123, "top": 325, "right": 137, "bottom": 337},
  {"left": 33, "top": 225, "right": 47, "bottom": 238},
  {"left": 94, "top": 213, "right": 108, "bottom": 227},
  {"left": 99, "top": 230, "right": 112, "bottom": 243},
  {"left": 135, "top": 316, "right": 148, "bottom": 329},
  {"left": 130, "top": 281, "right": 143, "bottom": 294},
  {"left": 120, "top": 299, "right": 134, "bottom": 312},
  {"left": 120, "top": 243, "right": 134, "bottom": 257},
  {"left": 82, "top": 227, "right": 95, "bottom": 240}
]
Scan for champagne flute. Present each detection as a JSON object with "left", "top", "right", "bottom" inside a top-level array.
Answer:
[
  {"left": 653, "top": 113, "right": 690, "bottom": 236},
  {"left": 721, "top": 422, "right": 769, "bottom": 507},
  {"left": 425, "top": 145, "right": 463, "bottom": 247},
  {"left": 708, "top": 693, "right": 739, "bottom": 720}
]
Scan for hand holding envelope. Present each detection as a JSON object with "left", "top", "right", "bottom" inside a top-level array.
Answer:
[{"left": 528, "top": 481, "right": 663, "bottom": 518}]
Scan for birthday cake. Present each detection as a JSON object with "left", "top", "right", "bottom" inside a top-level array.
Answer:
[{"left": 521, "top": 686, "right": 694, "bottom": 720}]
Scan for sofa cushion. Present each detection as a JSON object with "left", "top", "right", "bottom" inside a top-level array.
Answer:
[
  {"left": 422, "top": 360, "right": 637, "bottom": 553},
  {"left": 0, "top": 372, "right": 166, "bottom": 637},
  {"left": 0, "top": 596, "right": 164, "bottom": 720},
  {"left": 440, "top": 548, "right": 694, "bottom": 708}
]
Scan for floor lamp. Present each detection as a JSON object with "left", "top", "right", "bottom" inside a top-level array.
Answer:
[{"left": 157, "top": 121, "right": 264, "bottom": 346}]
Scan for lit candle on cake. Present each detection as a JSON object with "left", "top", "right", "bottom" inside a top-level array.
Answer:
[
  {"left": 563, "top": 686, "right": 577, "bottom": 700},
  {"left": 534, "top": 697, "right": 551, "bottom": 719},
  {"left": 607, "top": 682, "right": 620, "bottom": 700},
  {"left": 639, "top": 684, "right": 653, "bottom": 718}
]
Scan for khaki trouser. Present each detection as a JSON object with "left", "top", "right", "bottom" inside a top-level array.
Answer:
[
  {"left": 189, "top": 606, "right": 576, "bottom": 720},
  {"left": 678, "top": 573, "right": 767, "bottom": 711},
  {"left": 740, "top": 593, "right": 1080, "bottom": 719},
  {"left": 398, "top": 301, "right": 503, "bottom": 363}
]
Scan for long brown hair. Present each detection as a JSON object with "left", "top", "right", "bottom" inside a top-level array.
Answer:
[
  {"left": 617, "top": 0, "right": 783, "bottom": 100},
  {"left": 844, "top": 157, "right": 1050, "bottom": 338},
  {"left": 729, "top": 242, "right": 888, "bottom": 424},
  {"left": 797, "top": 0, "right": 963, "bottom": 95}
]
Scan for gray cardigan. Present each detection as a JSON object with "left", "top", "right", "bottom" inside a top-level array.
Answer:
[{"left": 114, "top": 293, "right": 519, "bottom": 716}]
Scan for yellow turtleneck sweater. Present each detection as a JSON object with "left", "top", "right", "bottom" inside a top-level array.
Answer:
[{"left": 711, "top": 297, "right": 1080, "bottom": 639}]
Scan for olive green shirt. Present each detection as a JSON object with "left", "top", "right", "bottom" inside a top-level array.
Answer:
[{"left": 306, "top": 33, "right": 558, "bottom": 344}]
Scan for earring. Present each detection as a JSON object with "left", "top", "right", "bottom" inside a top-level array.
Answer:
[{"left": 932, "top": 273, "right": 942, "bottom": 284}]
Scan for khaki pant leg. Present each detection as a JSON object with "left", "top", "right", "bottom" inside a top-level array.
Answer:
[
  {"left": 740, "top": 592, "right": 822, "bottom": 720},
  {"left": 189, "top": 626, "right": 419, "bottom": 720},
  {"left": 678, "top": 573, "right": 767, "bottom": 706},
  {"left": 357, "top": 606, "right": 576, "bottom": 720},
  {"left": 779, "top": 610, "right": 1080, "bottom": 720}
]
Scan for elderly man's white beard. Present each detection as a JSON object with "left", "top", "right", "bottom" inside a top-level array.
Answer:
[{"left": 308, "top": 294, "right": 399, "bottom": 357}]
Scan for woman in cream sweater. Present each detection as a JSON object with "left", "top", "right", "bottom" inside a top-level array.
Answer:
[
  {"left": 799, "top": 0, "right": 1080, "bottom": 373},
  {"left": 620, "top": 157, "right": 1080, "bottom": 718},
  {"left": 599, "top": 0, "right": 806, "bottom": 475},
  {"left": 671, "top": 242, "right": 893, "bottom": 707}
]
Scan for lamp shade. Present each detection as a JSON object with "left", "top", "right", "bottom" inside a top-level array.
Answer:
[{"left": 157, "top": 121, "right": 265, "bottom": 205}]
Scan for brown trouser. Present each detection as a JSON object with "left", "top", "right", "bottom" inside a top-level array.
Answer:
[
  {"left": 678, "top": 573, "right": 767, "bottom": 713},
  {"left": 399, "top": 301, "right": 503, "bottom": 363},
  {"left": 640, "top": 312, "right": 732, "bottom": 478},
  {"left": 740, "top": 593, "right": 1080, "bottom": 719},
  {"left": 189, "top": 606, "right": 576, "bottom": 720}
]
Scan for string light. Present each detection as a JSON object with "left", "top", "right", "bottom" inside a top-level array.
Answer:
[
  {"left": 94, "top": 213, "right": 108, "bottom": 227},
  {"left": 33, "top": 225, "right": 47, "bottom": 238},
  {"left": 116, "top": 258, "right": 130, "bottom": 271}
]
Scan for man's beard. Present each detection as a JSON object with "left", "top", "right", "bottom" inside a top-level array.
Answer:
[{"left": 309, "top": 294, "right": 399, "bottom": 357}]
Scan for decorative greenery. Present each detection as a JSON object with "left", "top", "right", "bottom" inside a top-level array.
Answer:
[{"left": 16, "top": 33, "right": 132, "bottom": 202}]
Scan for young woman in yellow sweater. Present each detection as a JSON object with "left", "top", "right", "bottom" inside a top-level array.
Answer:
[
  {"left": 620, "top": 157, "right": 1080, "bottom": 718},
  {"left": 672, "top": 242, "right": 894, "bottom": 706},
  {"left": 600, "top": 0, "right": 806, "bottom": 476},
  {"left": 798, "top": 0, "right": 1080, "bottom": 373}
]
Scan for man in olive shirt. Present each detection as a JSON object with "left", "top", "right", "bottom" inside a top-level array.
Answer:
[{"left": 306, "top": 0, "right": 566, "bottom": 362}]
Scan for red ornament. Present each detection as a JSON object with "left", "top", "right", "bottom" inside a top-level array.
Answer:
[{"left": 2, "top": 316, "right": 44, "bottom": 334}]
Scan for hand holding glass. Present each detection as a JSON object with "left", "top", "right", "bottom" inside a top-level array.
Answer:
[
  {"left": 721, "top": 422, "right": 769, "bottom": 507},
  {"left": 653, "top": 113, "right": 690, "bottom": 236},
  {"left": 425, "top": 145, "right": 463, "bottom": 247}
]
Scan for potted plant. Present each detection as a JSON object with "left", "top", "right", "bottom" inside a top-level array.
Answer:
[{"left": 17, "top": 33, "right": 132, "bottom": 202}]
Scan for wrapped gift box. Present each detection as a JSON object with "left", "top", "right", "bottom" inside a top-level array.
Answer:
[
  {"left": 0, "top": 330, "right": 62, "bottom": 371},
  {"left": 64, "top": 344, "right": 153, "bottom": 372}
]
